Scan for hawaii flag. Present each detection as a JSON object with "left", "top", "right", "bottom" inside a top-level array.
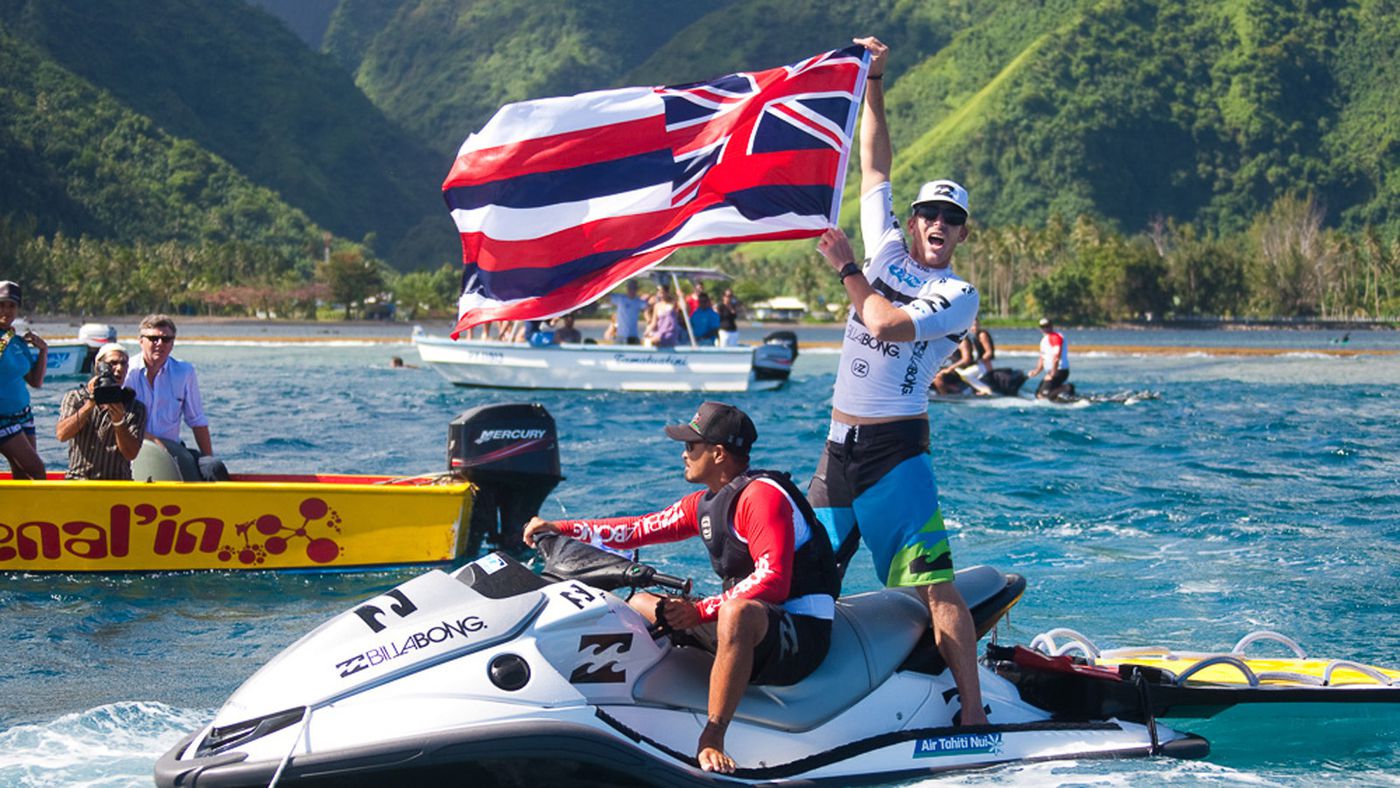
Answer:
[{"left": 443, "top": 45, "right": 869, "bottom": 336}]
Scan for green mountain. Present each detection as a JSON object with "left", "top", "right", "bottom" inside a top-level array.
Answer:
[
  {"left": 0, "top": 0, "right": 453, "bottom": 268},
  {"left": 311, "top": 0, "right": 1396, "bottom": 240},
  {"left": 0, "top": 28, "right": 320, "bottom": 255},
  {"left": 325, "top": 0, "right": 728, "bottom": 155},
  {"left": 2, "top": 0, "right": 1396, "bottom": 320}
]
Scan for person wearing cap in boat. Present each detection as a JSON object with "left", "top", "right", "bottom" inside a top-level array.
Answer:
[
  {"left": 523, "top": 401, "right": 839, "bottom": 774},
  {"left": 1028, "top": 317, "right": 1071, "bottom": 399},
  {"left": 54, "top": 343, "right": 147, "bottom": 480},
  {"left": 808, "top": 36, "right": 988, "bottom": 726},
  {"left": 0, "top": 280, "right": 48, "bottom": 479}
]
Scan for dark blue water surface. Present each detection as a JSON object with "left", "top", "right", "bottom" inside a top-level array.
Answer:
[{"left": 2, "top": 324, "right": 1398, "bottom": 786}]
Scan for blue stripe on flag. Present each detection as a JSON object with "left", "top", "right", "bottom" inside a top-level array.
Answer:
[
  {"left": 725, "top": 184, "right": 834, "bottom": 221},
  {"left": 444, "top": 148, "right": 676, "bottom": 211}
]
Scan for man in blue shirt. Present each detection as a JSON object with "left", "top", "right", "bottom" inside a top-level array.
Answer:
[
  {"left": 689, "top": 292, "right": 721, "bottom": 346},
  {"left": 124, "top": 314, "right": 221, "bottom": 480}
]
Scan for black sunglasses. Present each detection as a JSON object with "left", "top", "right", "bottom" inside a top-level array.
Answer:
[
  {"left": 913, "top": 204, "right": 968, "bottom": 226},
  {"left": 685, "top": 440, "right": 709, "bottom": 453},
  {"left": 141, "top": 334, "right": 175, "bottom": 344}
]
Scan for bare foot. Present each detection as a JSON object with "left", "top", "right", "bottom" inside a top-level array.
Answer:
[
  {"left": 698, "top": 745, "right": 736, "bottom": 773},
  {"left": 697, "top": 723, "right": 736, "bottom": 773}
]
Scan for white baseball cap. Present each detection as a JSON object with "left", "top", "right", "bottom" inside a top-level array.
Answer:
[{"left": 910, "top": 180, "right": 970, "bottom": 216}]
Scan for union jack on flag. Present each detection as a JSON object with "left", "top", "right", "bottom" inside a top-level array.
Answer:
[{"left": 442, "top": 46, "right": 870, "bottom": 336}]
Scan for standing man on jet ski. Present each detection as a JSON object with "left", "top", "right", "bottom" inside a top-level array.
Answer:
[
  {"left": 523, "top": 401, "right": 839, "bottom": 775},
  {"left": 1027, "top": 317, "right": 1071, "bottom": 398},
  {"left": 808, "top": 36, "right": 988, "bottom": 726}
]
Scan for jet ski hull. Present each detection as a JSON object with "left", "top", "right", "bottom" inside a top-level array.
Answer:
[
  {"left": 156, "top": 713, "right": 1206, "bottom": 787},
  {"left": 155, "top": 551, "right": 1206, "bottom": 786}
]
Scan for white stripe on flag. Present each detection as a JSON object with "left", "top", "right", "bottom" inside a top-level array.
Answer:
[
  {"left": 457, "top": 88, "right": 660, "bottom": 153},
  {"left": 665, "top": 205, "right": 830, "bottom": 246},
  {"left": 448, "top": 182, "right": 676, "bottom": 241}
]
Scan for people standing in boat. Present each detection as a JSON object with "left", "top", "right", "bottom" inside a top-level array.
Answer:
[
  {"left": 55, "top": 343, "right": 146, "bottom": 480},
  {"left": 124, "top": 314, "right": 223, "bottom": 481},
  {"left": 645, "top": 285, "right": 682, "bottom": 347},
  {"left": 523, "top": 402, "right": 838, "bottom": 774},
  {"left": 551, "top": 312, "right": 582, "bottom": 344},
  {"left": 1028, "top": 317, "right": 1071, "bottom": 399},
  {"left": 717, "top": 289, "right": 743, "bottom": 347},
  {"left": 609, "top": 279, "right": 646, "bottom": 345},
  {"left": 0, "top": 280, "right": 48, "bottom": 479},
  {"left": 807, "top": 36, "right": 988, "bottom": 726},
  {"left": 689, "top": 292, "right": 721, "bottom": 346},
  {"left": 685, "top": 280, "right": 707, "bottom": 315}
]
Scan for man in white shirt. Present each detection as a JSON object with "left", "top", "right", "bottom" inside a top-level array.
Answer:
[{"left": 808, "top": 36, "right": 987, "bottom": 726}]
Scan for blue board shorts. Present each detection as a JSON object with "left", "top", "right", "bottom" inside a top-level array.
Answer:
[{"left": 808, "top": 418, "right": 955, "bottom": 588}]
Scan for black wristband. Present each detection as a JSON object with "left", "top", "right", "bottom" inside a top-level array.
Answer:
[
  {"left": 838, "top": 262, "right": 862, "bottom": 281},
  {"left": 867, "top": 73, "right": 883, "bottom": 80}
]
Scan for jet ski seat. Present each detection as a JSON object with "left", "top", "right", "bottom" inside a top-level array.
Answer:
[{"left": 632, "top": 586, "right": 930, "bottom": 732}]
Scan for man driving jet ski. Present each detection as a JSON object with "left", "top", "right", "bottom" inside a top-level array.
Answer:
[{"left": 523, "top": 401, "right": 839, "bottom": 774}]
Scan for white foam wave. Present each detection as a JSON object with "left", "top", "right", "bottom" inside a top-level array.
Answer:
[{"left": 0, "top": 702, "right": 210, "bottom": 788}]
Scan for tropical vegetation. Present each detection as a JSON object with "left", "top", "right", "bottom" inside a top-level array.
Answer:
[{"left": 1, "top": 0, "right": 1396, "bottom": 323}]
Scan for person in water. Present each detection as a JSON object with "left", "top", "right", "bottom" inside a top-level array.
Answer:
[
  {"left": 523, "top": 401, "right": 838, "bottom": 774},
  {"left": 808, "top": 36, "right": 988, "bottom": 726},
  {"left": 1027, "top": 317, "right": 1071, "bottom": 399}
]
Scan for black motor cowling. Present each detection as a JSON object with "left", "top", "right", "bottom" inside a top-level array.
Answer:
[{"left": 449, "top": 403, "right": 563, "bottom": 557}]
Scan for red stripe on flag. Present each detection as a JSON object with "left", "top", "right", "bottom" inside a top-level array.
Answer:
[
  {"left": 452, "top": 248, "right": 675, "bottom": 337},
  {"left": 443, "top": 115, "right": 667, "bottom": 190}
]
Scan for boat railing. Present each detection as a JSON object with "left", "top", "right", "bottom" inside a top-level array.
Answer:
[{"left": 1029, "top": 627, "right": 1400, "bottom": 688}]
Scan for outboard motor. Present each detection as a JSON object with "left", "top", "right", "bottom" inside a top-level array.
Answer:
[
  {"left": 754, "top": 330, "right": 799, "bottom": 384},
  {"left": 77, "top": 323, "right": 118, "bottom": 373},
  {"left": 448, "top": 403, "right": 563, "bottom": 558}
]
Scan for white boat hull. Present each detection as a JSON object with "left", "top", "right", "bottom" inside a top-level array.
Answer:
[{"left": 413, "top": 332, "right": 792, "bottom": 392}]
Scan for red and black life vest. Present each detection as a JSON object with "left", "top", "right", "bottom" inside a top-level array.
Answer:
[{"left": 694, "top": 470, "right": 840, "bottom": 602}]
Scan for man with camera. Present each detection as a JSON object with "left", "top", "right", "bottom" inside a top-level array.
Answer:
[{"left": 55, "top": 343, "right": 146, "bottom": 480}]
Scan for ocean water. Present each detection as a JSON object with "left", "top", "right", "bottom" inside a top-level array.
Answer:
[{"left": 2, "top": 324, "right": 1398, "bottom": 786}]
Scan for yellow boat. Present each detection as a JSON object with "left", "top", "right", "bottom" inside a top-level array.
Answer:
[
  {"left": 0, "top": 471, "right": 474, "bottom": 572},
  {"left": 1, "top": 402, "right": 563, "bottom": 573}
]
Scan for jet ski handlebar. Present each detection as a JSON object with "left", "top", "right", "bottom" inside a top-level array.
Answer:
[{"left": 535, "top": 533, "right": 692, "bottom": 595}]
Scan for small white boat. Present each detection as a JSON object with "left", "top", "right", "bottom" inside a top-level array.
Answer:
[
  {"left": 414, "top": 329, "right": 795, "bottom": 392},
  {"left": 415, "top": 267, "right": 796, "bottom": 392},
  {"left": 39, "top": 323, "right": 118, "bottom": 377}
]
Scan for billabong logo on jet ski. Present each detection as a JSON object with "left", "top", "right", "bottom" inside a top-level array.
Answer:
[
  {"left": 570, "top": 633, "right": 633, "bottom": 684},
  {"left": 912, "top": 732, "right": 1003, "bottom": 758},
  {"left": 335, "top": 615, "right": 487, "bottom": 678}
]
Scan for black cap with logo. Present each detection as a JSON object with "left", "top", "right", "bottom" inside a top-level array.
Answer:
[
  {"left": 664, "top": 401, "right": 758, "bottom": 457},
  {"left": 0, "top": 281, "right": 20, "bottom": 306}
]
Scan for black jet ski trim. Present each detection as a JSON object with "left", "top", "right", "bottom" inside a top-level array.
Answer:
[{"left": 989, "top": 627, "right": 1400, "bottom": 724}]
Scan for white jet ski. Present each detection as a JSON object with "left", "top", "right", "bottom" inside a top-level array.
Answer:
[{"left": 156, "top": 537, "right": 1207, "bottom": 786}]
